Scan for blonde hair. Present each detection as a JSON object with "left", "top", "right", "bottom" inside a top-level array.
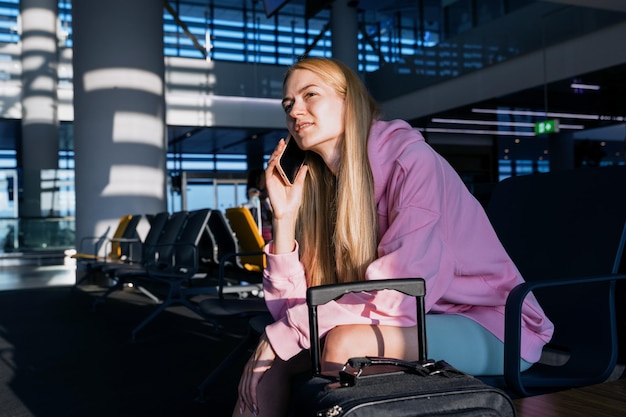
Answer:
[{"left": 283, "top": 57, "right": 379, "bottom": 287}]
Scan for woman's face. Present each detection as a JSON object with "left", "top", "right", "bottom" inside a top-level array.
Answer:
[{"left": 282, "top": 68, "right": 345, "bottom": 161}]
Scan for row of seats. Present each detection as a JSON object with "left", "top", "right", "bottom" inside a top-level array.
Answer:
[{"left": 73, "top": 207, "right": 269, "bottom": 341}]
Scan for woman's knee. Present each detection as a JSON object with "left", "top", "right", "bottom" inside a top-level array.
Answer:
[
  {"left": 322, "top": 325, "right": 376, "bottom": 371},
  {"left": 321, "top": 325, "right": 419, "bottom": 372}
]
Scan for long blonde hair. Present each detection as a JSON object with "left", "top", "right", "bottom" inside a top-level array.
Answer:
[{"left": 283, "top": 57, "right": 379, "bottom": 287}]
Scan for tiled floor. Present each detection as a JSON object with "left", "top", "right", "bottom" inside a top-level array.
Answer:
[{"left": 0, "top": 257, "right": 76, "bottom": 291}]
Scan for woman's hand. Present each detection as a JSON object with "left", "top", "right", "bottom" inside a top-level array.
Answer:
[
  {"left": 265, "top": 138, "right": 308, "bottom": 219},
  {"left": 238, "top": 333, "right": 276, "bottom": 415},
  {"left": 265, "top": 139, "right": 308, "bottom": 254}
]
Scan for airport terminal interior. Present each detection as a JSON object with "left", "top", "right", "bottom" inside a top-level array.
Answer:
[
  {"left": 0, "top": 0, "right": 624, "bottom": 260},
  {"left": 0, "top": 0, "right": 625, "bottom": 416}
]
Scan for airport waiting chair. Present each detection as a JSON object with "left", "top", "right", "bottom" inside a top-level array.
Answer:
[
  {"left": 111, "top": 214, "right": 143, "bottom": 262},
  {"left": 73, "top": 214, "right": 140, "bottom": 263},
  {"left": 73, "top": 214, "right": 142, "bottom": 287},
  {"left": 225, "top": 206, "right": 266, "bottom": 271},
  {"left": 197, "top": 217, "right": 219, "bottom": 271},
  {"left": 129, "top": 208, "right": 212, "bottom": 340},
  {"left": 72, "top": 215, "right": 130, "bottom": 263},
  {"left": 196, "top": 209, "right": 267, "bottom": 325},
  {"left": 99, "top": 211, "right": 170, "bottom": 275},
  {"left": 95, "top": 211, "right": 171, "bottom": 302},
  {"left": 92, "top": 211, "right": 188, "bottom": 309},
  {"left": 207, "top": 209, "right": 241, "bottom": 268},
  {"left": 195, "top": 208, "right": 269, "bottom": 400},
  {"left": 206, "top": 209, "right": 264, "bottom": 297},
  {"left": 479, "top": 165, "right": 626, "bottom": 397}
]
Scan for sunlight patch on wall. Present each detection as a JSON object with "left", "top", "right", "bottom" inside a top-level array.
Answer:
[
  {"left": 22, "top": 8, "right": 56, "bottom": 32},
  {"left": 21, "top": 54, "right": 49, "bottom": 71},
  {"left": 57, "top": 87, "right": 74, "bottom": 120},
  {"left": 83, "top": 68, "right": 163, "bottom": 95},
  {"left": 102, "top": 165, "right": 164, "bottom": 198},
  {"left": 22, "top": 96, "right": 55, "bottom": 124},
  {"left": 165, "top": 93, "right": 283, "bottom": 128},
  {"left": 112, "top": 111, "right": 164, "bottom": 147}
]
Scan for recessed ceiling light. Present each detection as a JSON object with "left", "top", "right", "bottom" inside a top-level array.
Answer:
[
  {"left": 432, "top": 118, "right": 535, "bottom": 127},
  {"left": 570, "top": 83, "right": 600, "bottom": 91},
  {"left": 423, "top": 127, "right": 535, "bottom": 136},
  {"left": 431, "top": 118, "right": 584, "bottom": 130},
  {"left": 472, "top": 108, "right": 601, "bottom": 120}
]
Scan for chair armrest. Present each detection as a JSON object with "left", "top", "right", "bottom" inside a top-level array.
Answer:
[
  {"left": 504, "top": 272, "right": 626, "bottom": 396},
  {"left": 110, "top": 237, "right": 142, "bottom": 263},
  {"left": 110, "top": 237, "right": 140, "bottom": 243},
  {"left": 218, "top": 251, "right": 265, "bottom": 298},
  {"left": 99, "top": 239, "right": 116, "bottom": 263},
  {"left": 77, "top": 235, "right": 105, "bottom": 258}
]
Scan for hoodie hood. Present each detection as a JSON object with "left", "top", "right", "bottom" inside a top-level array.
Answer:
[{"left": 368, "top": 119, "right": 426, "bottom": 202}]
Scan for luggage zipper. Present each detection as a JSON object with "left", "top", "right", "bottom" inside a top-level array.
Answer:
[{"left": 317, "top": 404, "right": 342, "bottom": 417}]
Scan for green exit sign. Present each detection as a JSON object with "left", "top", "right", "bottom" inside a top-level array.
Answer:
[{"left": 535, "top": 119, "right": 560, "bottom": 135}]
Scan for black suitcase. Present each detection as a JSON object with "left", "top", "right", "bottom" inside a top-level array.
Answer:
[{"left": 292, "top": 278, "right": 516, "bottom": 417}]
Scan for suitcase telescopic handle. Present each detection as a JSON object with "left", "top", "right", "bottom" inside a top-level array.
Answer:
[{"left": 306, "top": 278, "right": 427, "bottom": 376}]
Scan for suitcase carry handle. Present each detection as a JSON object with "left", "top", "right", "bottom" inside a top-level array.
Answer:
[
  {"left": 338, "top": 358, "right": 466, "bottom": 387},
  {"left": 306, "top": 278, "right": 427, "bottom": 376}
]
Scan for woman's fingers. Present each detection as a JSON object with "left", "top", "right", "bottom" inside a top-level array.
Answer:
[
  {"left": 237, "top": 334, "right": 276, "bottom": 415},
  {"left": 246, "top": 358, "right": 272, "bottom": 413},
  {"left": 265, "top": 140, "right": 286, "bottom": 190},
  {"left": 267, "top": 138, "right": 287, "bottom": 168},
  {"left": 239, "top": 357, "right": 258, "bottom": 413}
]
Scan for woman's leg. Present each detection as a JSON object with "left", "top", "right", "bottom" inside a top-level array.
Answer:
[
  {"left": 319, "top": 316, "right": 533, "bottom": 376},
  {"left": 232, "top": 349, "right": 310, "bottom": 417},
  {"left": 425, "top": 314, "right": 533, "bottom": 375},
  {"left": 321, "top": 324, "right": 421, "bottom": 373}
]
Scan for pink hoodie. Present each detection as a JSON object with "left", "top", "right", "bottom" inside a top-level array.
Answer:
[{"left": 263, "top": 119, "right": 554, "bottom": 363}]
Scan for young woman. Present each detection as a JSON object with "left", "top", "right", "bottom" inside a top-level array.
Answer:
[{"left": 234, "top": 57, "right": 554, "bottom": 417}]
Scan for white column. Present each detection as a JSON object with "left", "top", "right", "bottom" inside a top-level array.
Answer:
[
  {"left": 72, "top": 0, "right": 167, "bottom": 262},
  {"left": 20, "top": 0, "right": 59, "bottom": 217}
]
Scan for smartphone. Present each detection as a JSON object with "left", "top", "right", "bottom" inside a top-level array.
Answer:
[{"left": 277, "top": 135, "right": 307, "bottom": 185}]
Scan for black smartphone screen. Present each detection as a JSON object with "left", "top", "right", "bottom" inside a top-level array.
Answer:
[{"left": 278, "top": 136, "right": 307, "bottom": 184}]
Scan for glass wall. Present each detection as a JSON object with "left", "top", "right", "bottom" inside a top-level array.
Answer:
[{"left": 167, "top": 173, "right": 249, "bottom": 213}]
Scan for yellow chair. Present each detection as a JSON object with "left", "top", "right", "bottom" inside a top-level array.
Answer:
[
  {"left": 225, "top": 207, "right": 266, "bottom": 271},
  {"left": 72, "top": 215, "right": 134, "bottom": 263},
  {"left": 72, "top": 214, "right": 141, "bottom": 287}
]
